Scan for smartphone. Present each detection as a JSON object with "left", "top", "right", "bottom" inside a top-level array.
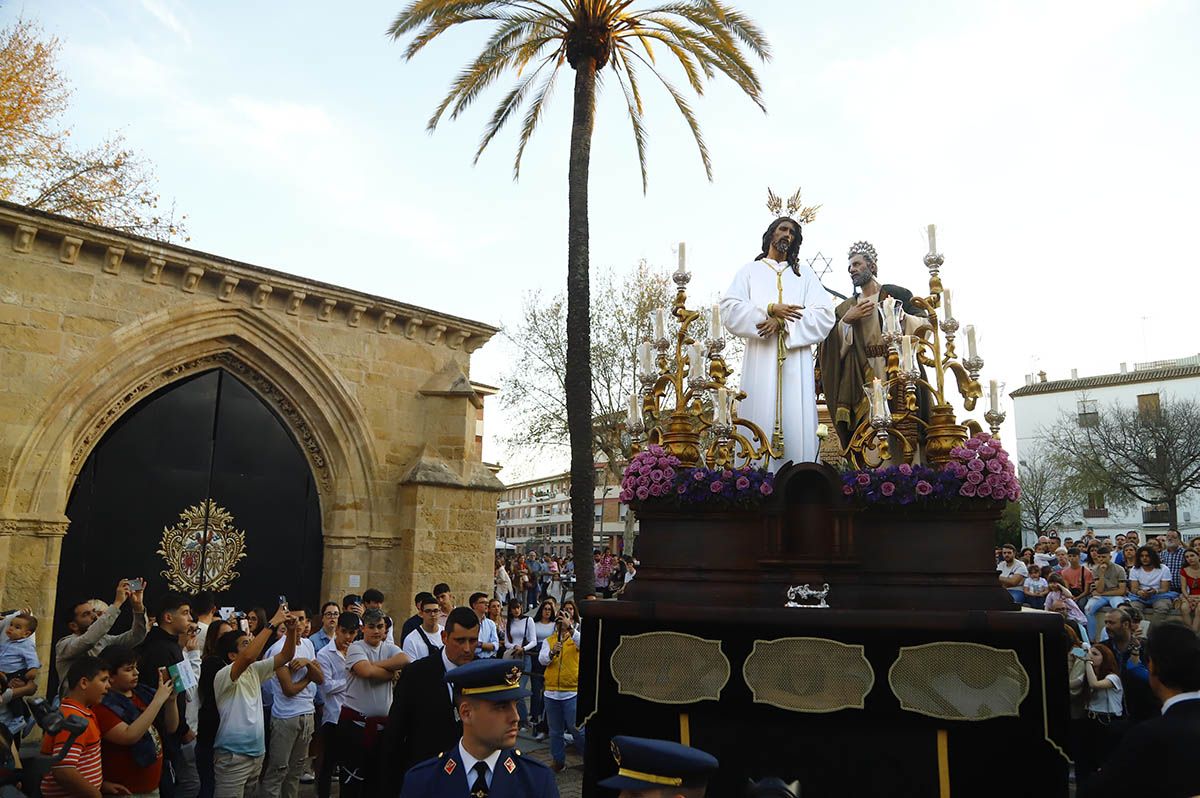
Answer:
[
  {"left": 278, "top": 595, "right": 289, "bottom": 610},
  {"left": 1070, "top": 646, "right": 1087, "bottom": 658},
  {"left": 128, "top": 578, "right": 144, "bottom": 592}
]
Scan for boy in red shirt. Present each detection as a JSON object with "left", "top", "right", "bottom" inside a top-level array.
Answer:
[
  {"left": 94, "top": 646, "right": 179, "bottom": 797},
  {"left": 40, "top": 656, "right": 124, "bottom": 798}
]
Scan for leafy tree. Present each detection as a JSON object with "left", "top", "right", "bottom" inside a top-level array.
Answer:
[
  {"left": 0, "top": 18, "right": 186, "bottom": 241},
  {"left": 1016, "top": 450, "right": 1078, "bottom": 538},
  {"left": 388, "top": 0, "right": 769, "bottom": 595},
  {"left": 500, "top": 261, "right": 673, "bottom": 554},
  {"left": 1043, "top": 395, "right": 1200, "bottom": 531}
]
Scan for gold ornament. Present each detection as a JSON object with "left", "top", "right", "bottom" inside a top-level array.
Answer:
[{"left": 157, "top": 499, "right": 247, "bottom": 593}]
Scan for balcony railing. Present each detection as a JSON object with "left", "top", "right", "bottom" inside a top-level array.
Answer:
[
  {"left": 1142, "top": 508, "right": 1170, "bottom": 525},
  {"left": 1082, "top": 508, "right": 1108, "bottom": 518}
]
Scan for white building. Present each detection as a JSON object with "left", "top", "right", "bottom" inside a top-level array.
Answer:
[
  {"left": 495, "top": 463, "right": 634, "bottom": 557},
  {"left": 1010, "top": 354, "right": 1200, "bottom": 544}
]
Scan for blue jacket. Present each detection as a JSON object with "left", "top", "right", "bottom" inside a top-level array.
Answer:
[{"left": 398, "top": 745, "right": 558, "bottom": 798}]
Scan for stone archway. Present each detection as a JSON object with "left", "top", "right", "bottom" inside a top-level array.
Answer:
[{"left": 1, "top": 302, "right": 382, "bottom": 652}]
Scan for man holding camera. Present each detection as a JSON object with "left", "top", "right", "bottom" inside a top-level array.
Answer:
[
  {"left": 55, "top": 579, "right": 149, "bottom": 695},
  {"left": 538, "top": 608, "right": 584, "bottom": 772}
]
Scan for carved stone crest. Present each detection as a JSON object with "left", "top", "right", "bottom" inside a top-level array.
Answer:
[{"left": 157, "top": 499, "right": 247, "bottom": 593}]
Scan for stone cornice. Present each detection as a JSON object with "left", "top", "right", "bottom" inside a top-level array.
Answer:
[
  {"left": 1, "top": 201, "right": 498, "bottom": 353},
  {"left": 0, "top": 515, "right": 71, "bottom": 537}
]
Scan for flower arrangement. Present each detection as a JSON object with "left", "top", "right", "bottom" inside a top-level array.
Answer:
[
  {"left": 841, "top": 432, "right": 1020, "bottom": 507},
  {"left": 620, "top": 445, "right": 774, "bottom": 509}
]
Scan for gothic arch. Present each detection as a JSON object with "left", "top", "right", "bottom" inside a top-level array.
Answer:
[{"left": 3, "top": 303, "right": 381, "bottom": 539}]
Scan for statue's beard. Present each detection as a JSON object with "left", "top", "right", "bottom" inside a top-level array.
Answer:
[
  {"left": 773, "top": 238, "right": 792, "bottom": 257},
  {"left": 851, "top": 269, "right": 874, "bottom": 287}
]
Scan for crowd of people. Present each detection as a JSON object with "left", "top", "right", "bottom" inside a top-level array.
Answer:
[
  {"left": 492, "top": 548, "right": 637, "bottom": 608},
  {"left": 0, "top": 561, "right": 615, "bottom": 798},
  {"left": 996, "top": 527, "right": 1200, "bottom": 794}
]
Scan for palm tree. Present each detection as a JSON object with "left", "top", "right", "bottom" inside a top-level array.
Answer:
[{"left": 388, "top": 0, "right": 770, "bottom": 598}]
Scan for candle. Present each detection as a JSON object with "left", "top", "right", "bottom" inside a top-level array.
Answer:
[
  {"left": 716, "top": 387, "right": 728, "bottom": 425},
  {"left": 638, "top": 342, "right": 654, "bottom": 376},
  {"left": 901, "top": 336, "right": 914, "bottom": 372},
  {"left": 989, "top": 380, "right": 999, "bottom": 413},
  {"left": 927, "top": 224, "right": 937, "bottom": 256},
  {"left": 628, "top": 393, "right": 640, "bottom": 428},
  {"left": 965, "top": 325, "right": 978, "bottom": 359},
  {"left": 710, "top": 304, "right": 722, "bottom": 341},
  {"left": 688, "top": 343, "right": 704, "bottom": 378},
  {"left": 871, "top": 378, "right": 886, "bottom": 417},
  {"left": 653, "top": 308, "right": 666, "bottom": 341},
  {"left": 676, "top": 242, "right": 687, "bottom": 275},
  {"left": 942, "top": 288, "right": 952, "bottom": 320}
]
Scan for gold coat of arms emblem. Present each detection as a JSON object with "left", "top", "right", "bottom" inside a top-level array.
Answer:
[{"left": 157, "top": 499, "right": 247, "bottom": 592}]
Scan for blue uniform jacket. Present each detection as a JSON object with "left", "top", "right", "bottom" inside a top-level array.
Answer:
[{"left": 398, "top": 745, "right": 559, "bottom": 798}]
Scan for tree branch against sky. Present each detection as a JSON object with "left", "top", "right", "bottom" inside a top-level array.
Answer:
[
  {"left": 387, "top": 0, "right": 769, "bottom": 595},
  {"left": 1016, "top": 450, "right": 1078, "bottom": 537},
  {"left": 1042, "top": 395, "right": 1200, "bottom": 531},
  {"left": 0, "top": 18, "right": 187, "bottom": 241}
]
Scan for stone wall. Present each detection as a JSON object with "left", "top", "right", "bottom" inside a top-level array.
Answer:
[{"left": 0, "top": 201, "right": 503, "bottom": 676}]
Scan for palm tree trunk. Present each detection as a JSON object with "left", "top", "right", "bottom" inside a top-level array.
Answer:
[{"left": 567, "top": 57, "right": 598, "bottom": 600}]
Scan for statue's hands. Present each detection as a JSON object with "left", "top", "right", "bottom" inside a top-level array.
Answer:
[
  {"left": 756, "top": 317, "right": 783, "bottom": 337},
  {"left": 842, "top": 298, "right": 876, "bottom": 323},
  {"left": 768, "top": 303, "right": 805, "bottom": 322}
]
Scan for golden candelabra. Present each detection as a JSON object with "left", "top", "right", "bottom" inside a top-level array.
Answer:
[
  {"left": 843, "top": 225, "right": 1003, "bottom": 467},
  {"left": 626, "top": 258, "right": 777, "bottom": 469}
]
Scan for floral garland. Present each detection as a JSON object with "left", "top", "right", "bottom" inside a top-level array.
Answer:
[
  {"left": 620, "top": 445, "right": 774, "bottom": 509},
  {"left": 841, "top": 432, "right": 1020, "bottom": 507}
]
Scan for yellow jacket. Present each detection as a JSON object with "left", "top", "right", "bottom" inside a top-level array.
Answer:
[{"left": 542, "top": 630, "right": 580, "bottom": 693}]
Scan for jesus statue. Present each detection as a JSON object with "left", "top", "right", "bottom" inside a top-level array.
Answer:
[{"left": 721, "top": 217, "right": 835, "bottom": 470}]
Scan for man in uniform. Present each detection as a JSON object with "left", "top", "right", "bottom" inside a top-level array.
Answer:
[
  {"left": 597, "top": 735, "right": 718, "bottom": 798},
  {"left": 398, "top": 659, "right": 557, "bottom": 797}
]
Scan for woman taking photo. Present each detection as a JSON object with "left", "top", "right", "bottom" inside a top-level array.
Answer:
[
  {"left": 538, "top": 600, "right": 585, "bottom": 772},
  {"left": 1075, "top": 644, "right": 1124, "bottom": 783}
]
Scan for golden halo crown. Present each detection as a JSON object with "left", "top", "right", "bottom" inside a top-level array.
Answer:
[{"left": 766, "top": 187, "right": 821, "bottom": 224}]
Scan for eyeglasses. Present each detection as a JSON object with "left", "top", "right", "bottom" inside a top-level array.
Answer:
[{"left": 421, "top": 608, "right": 439, "bottom": 615}]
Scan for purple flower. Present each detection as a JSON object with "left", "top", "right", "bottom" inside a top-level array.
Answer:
[
  {"left": 959, "top": 483, "right": 977, "bottom": 498},
  {"left": 663, "top": 467, "right": 676, "bottom": 481},
  {"left": 856, "top": 473, "right": 871, "bottom": 486},
  {"left": 736, "top": 476, "right": 751, "bottom": 490},
  {"left": 964, "top": 437, "right": 982, "bottom": 450},
  {"left": 898, "top": 463, "right": 913, "bottom": 476},
  {"left": 977, "top": 483, "right": 993, "bottom": 497},
  {"left": 977, "top": 445, "right": 995, "bottom": 460},
  {"left": 966, "top": 471, "right": 984, "bottom": 485},
  {"left": 648, "top": 483, "right": 663, "bottom": 497},
  {"left": 842, "top": 484, "right": 854, "bottom": 496},
  {"left": 710, "top": 480, "right": 725, "bottom": 493},
  {"left": 760, "top": 482, "right": 774, "bottom": 496},
  {"left": 692, "top": 470, "right": 706, "bottom": 481},
  {"left": 619, "top": 489, "right": 633, "bottom": 502},
  {"left": 722, "top": 469, "right": 734, "bottom": 480},
  {"left": 635, "top": 485, "right": 650, "bottom": 501},
  {"left": 649, "top": 469, "right": 664, "bottom": 483},
  {"left": 880, "top": 481, "right": 896, "bottom": 496},
  {"left": 915, "top": 480, "right": 932, "bottom": 496},
  {"left": 986, "top": 459, "right": 1003, "bottom": 474},
  {"left": 967, "top": 459, "right": 985, "bottom": 472},
  {"left": 676, "top": 483, "right": 687, "bottom": 494}
]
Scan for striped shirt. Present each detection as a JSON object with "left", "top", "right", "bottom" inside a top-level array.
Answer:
[{"left": 40, "top": 700, "right": 103, "bottom": 798}]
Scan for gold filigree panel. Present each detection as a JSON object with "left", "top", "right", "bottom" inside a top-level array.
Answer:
[
  {"left": 743, "top": 637, "right": 875, "bottom": 713},
  {"left": 610, "top": 632, "right": 730, "bottom": 704},
  {"left": 158, "top": 500, "right": 247, "bottom": 593},
  {"left": 888, "top": 642, "right": 1029, "bottom": 721}
]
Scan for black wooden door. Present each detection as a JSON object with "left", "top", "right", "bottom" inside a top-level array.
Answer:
[{"left": 57, "top": 368, "right": 323, "bottom": 633}]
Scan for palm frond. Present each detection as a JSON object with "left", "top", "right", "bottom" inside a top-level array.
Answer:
[
  {"left": 473, "top": 52, "right": 558, "bottom": 163},
  {"left": 612, "top": 47, "right": 648, "bottom": 192},
  {"left": 512, "top": 58, "right": 563, "bottom": 180},
  {"left": 628, "top": 49, "right": 711, "bottom": 180}
]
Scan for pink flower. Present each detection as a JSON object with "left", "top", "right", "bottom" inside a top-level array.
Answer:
[
  {"left": 692, "top": 470, "right": 706, "bottom": 481},
  {"left": 710, "top": 480, "right": 725, "bottom": 493},
  {"left": 619, "top": 489, "right": 633, "bottom": 502},
  {"left": 967, "top": 459, "right": 985, "bottom": 472},
  {"left": 760, "top": 482, "right": 774, "bottom": 496},
  {"left": 736, "top": 476, "right": 751, "bottom": 490},
  {"left": 966, "top": 471, "right": 984, "bottom": 485},
  {"left": 663, "top": 468, "right": 676, "bottom": 481},
  {"left": 915, "top": 480, "right": 932, "bottom": 496},
  {"left": 648, "top": 483, "right": 663, "bottom": 497},
  {"left": 842, "top": 484, "right": 854, "bottom": 496},
  {"left": 722, "top": 469, "right": 734, "bottom": 480},
  {"left": 635, "top": 486, "right": 650, "bottom": 501},
  {"left": 978, "top": 445, "right": 995, "bottom": 460},
  {"left": 959, "top": 483, "right": 977, "bottom": 498},
  {"left": 676, "top": 483, "right": 687, "bottom": 494},
  {"left": 964, "top": 437, "right": 982, "bottom": 450},
  {"left": 649, "top": 469, "right": 664, "bottom": 483},
  {"left": 898, "top": 463, "right": 913, "bottom": 476},
  {"left": 986, "top": 459, "right": 1003, "bottom": 474},
  {"left": 880, "top": 482, "right": 896, "bottom": 496},
  {"left": 856, "top": 473, "right": 871, "bottom": 486},
  {"left": 977, "top": 483, "right": 993, "bottom": 497}
]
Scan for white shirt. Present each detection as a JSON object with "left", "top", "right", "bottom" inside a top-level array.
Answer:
[
  {"left": 315, "top": 643, "right": 349, "bottom": 727},
  {"left": 1085, "top": 673, "right": 1124, "bottom": 715},
  {"left": 344, "top": 639, "right": 403, "bottom": 717},
  {"left": 997, "top": 560, "right": 1028, "bottom": 580},
  {"left": 457, "top": 741, "right": 501, "bottom": 789},
  {"left": 1130, "top": 565, "right": 1170, "bottom": 592},
  {"left": 401, "top": 624, "right": 443, "bottom": 662},
  {"left": 267, "top": 636, "right": 317, "bottom": 719},
  {"left": 214, "top": 660, "right": 277, "bottom": 756},
  {"left": 1161, "top": 691, "right": 1200, "bottom": 715},
  {"left": 1023, "top": 577, "right": 1048, "bottom": 594}
]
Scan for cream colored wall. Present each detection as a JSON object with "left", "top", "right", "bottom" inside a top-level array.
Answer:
[{"left": 0, "top": 204, "right": 502, "bottom": 680}]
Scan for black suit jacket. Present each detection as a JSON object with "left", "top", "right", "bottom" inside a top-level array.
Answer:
[
  {"left": 381, "top": 652, "right": 462, "bottom": 795},
  {"left": 1084, "top": 697, "right": 1200, "bottom": 797},
  {"left": 136, "top": 626, "right": 190, "bottom": 741}
]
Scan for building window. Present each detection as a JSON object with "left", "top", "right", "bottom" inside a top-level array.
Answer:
[
  {"left": 1083, "top": 492, "right": 1108, "bottom": 518},
  {"left": 1142, "top": 501, "right": 1169, "bottom": 526},
  {"left": 1137, "top": 393, "right": 1161, "bottom": 422},
  {"left": 1077, "top": 399, "right": 1098, "bottom": 428}
]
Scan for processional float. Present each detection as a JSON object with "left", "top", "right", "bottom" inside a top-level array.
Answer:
[{"left": 580, "top": 218, "right": 1068, "bottom": 798}]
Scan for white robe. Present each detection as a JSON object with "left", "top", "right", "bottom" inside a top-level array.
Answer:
[{"left": 721, "top": 259, "right": 835, "bottom": 470}]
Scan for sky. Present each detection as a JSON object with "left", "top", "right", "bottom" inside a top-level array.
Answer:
[{"left": 6, "top": 0, "right": 1199, "bottom": 479}]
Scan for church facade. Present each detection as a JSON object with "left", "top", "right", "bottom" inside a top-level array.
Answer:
[{"left": 0, "top": 201, "right": 502, "bottom": 670}]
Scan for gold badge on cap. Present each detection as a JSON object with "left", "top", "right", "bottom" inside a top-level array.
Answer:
[
  {"left": 505, "top": 666, "right": 521, "bottom": 686},
  {"left": 504, "top": 757, "right": 516, "bottom": 774}
]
